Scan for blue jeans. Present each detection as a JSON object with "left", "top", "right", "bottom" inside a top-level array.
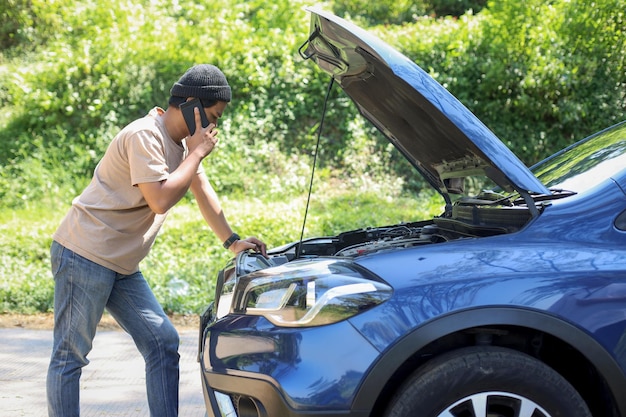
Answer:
[{"left": 47, "top": 241, "right": 180, "bottom": 417}]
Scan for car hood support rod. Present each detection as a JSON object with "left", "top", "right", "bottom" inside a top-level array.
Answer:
[{"left": 296, "top": 77, "right": 335, "bottom": 259}]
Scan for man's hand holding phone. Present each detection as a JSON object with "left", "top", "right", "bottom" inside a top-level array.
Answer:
[
  {"left": 180, "top": 98, "right": 218, "bottom": 159},
  {"left": 186, "top": 107, "right": 218, "bottom": 159}
]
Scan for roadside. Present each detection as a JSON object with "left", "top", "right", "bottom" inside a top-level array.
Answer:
[
  {"left": 0, "top": 313, "right": 206, "bottom": 417},
  {"left": 0, "top": 312, "right": 200, "bottom": 330}
]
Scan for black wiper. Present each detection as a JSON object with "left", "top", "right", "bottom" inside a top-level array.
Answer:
[
  {"left": 457, "top": 188, "right": 574, "bottom": 217},
  {"left": 533, "top": 188, "right": 578, "bottom": 202},
  {"left": 512, "top": 188, "right": 577, "bottom": 204}
]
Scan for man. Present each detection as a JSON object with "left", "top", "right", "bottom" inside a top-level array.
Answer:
[{"left": 46, "top": 64, "right": 266, "bottom": 417}]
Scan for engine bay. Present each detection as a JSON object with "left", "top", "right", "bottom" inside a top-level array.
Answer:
[{"left": 233, "top": 201, "right": 536, "bottom": 277}]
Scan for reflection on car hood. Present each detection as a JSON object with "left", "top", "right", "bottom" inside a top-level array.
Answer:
[{"left": 301, "top": 7, "right": 550, "bottom": 196}]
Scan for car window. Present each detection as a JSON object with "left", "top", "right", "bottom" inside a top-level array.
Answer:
[{"left": 531, "top": 122, "right": 626, "bottom": 193}]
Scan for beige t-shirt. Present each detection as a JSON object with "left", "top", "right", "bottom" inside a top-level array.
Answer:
[{"left": 53, "top": 107, "right": 200, "bottom": 275}]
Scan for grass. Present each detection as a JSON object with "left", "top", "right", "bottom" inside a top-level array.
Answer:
[{"left": 0, "top": 185, "right": 443, "bottom": 315}]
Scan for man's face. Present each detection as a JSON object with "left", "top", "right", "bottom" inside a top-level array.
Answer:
[{"left": 204, "top": 101, "right": 228, "bottom": 126}]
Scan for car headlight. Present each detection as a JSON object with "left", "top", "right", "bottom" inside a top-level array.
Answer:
[{"left": 223, "top": 259, "right": 392, "bottom": 327}]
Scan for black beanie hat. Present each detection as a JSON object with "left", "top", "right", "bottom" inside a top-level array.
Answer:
[{"left": 170, "top": 64, "right": 231, "bottom": 103}]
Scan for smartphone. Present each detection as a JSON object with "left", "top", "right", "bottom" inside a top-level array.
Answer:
[{"left": 180, "top": 98, "right": 210, "bottom": 136}]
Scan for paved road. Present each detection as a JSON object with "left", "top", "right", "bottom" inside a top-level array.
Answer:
[{"left": 0, "top": 327, "right": 206, "bottom": 416}]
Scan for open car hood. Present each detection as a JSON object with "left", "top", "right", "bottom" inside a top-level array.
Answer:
[{"left": 301, "top": 7, "right": 550, "bottom": 197}]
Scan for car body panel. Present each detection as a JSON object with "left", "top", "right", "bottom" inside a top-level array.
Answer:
[{"left": 302, "top": 6, "right": 550, "bottom": 197}]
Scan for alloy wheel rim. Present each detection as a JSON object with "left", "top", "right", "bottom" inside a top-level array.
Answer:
[{"left": 437, "top": 391, "right": 551, "bottom": 417}]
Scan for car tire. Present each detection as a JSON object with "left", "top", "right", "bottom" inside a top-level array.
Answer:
[{"left": 384, "top": 346, "right": 591, "bottom": 417}]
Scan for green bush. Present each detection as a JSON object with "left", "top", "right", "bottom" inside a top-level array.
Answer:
[
  {"left": 1, "top": 0, "right": 625, "bottom": 314},
  {"left": 0, "top": 208, "right": 56, "bottom": 313},
  {"left": 332, "top": 0, "right": 487, "bottom": 25},
  {"left": 377, "top": 0, "right": 625, "bottom": 164},
  {"left": 3, "top": 0, "right": 623, "bottom": 208}
]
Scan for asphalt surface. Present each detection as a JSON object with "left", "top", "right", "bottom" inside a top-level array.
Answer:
[{"left": 0, "top": 327, "right": 206, "bottom": 417}]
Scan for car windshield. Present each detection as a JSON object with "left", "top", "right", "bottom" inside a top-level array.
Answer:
[{"left": 531, "top": 121, "right": 626, "bottom": 193}]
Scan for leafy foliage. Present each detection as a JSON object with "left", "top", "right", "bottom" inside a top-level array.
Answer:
[
  {"left": 0, "top": 0, "right": 624, "bottom": 313},
  {"left": 333, "top": 0, "right": 487, "bottom": 25},
  {"left": 376, "top": 0, "right": 625, "bottom": 164},
  {"left": 1, "top": 0, "right": 624, "bottom": 207}
]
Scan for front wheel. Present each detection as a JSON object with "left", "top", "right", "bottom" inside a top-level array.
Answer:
[{"left": 384, "top": 346, "right": 591, "bottom": 417}]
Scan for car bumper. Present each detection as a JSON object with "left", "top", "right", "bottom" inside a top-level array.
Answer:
[
  {"left": 198, "top": 304, "right": 377, "bottom": 417},
  {"left": 200, "top": 369, "right": 373, "bottom": 417}
]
